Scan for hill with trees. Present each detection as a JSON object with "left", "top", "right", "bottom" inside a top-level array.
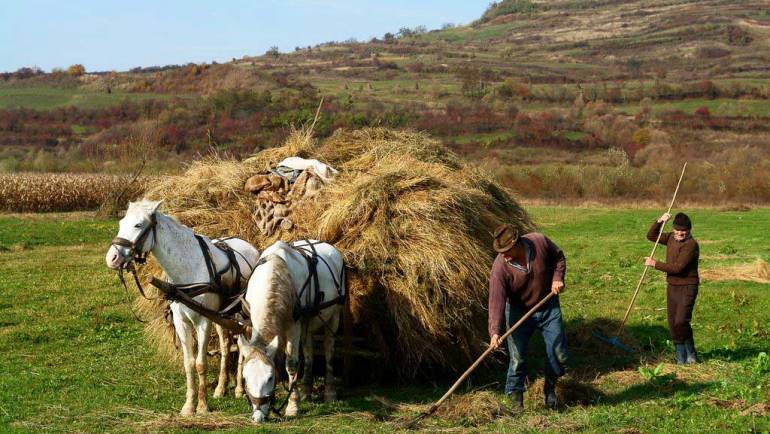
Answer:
[{"left": 1, "top": 0, "right": 769, "bottom": 202}]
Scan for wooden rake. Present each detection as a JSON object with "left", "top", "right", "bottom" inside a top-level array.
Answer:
[{"left": 406, "top": 292, "right": 556, "bottom": 428}]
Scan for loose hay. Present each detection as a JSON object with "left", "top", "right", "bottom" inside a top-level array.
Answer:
[
  {"left": 528, "top": 376, "right": 605, "bottom": 407},
  {"left": 372, "top": 391, "right": 510, "bottom": 427},
  {"left": 119, "top": 407, "right": 251, "bottom": 431},
  {"left": 433, "top": 391, "right": 510, "bottom": 426},
  {"left": 136, "top": 127, "right": 534, "bottom": 376},
  {"left": 701, "top": 258, "right": 770, "bottom": 283}
]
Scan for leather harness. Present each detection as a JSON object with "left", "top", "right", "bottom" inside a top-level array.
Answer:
[{"left": 111, "top": 212, "right": 254, "bottom": 332}]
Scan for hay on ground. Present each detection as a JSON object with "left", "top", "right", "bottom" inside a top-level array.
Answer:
[
  {"left": 528, "top": 376, "right": 605, "bottom": 407},
  {"left": 433, "top": 391, "right": 510, "bottom": 425},
  {"left": 117, "top": 406, "right": 251, "bottom": 431},
  {"left": 701, "top": 259, "right": 770, "bottom": 283},
  {"left": 135, "top": 127, "right": 534, "bottom": 376},
  {"left": 372, "top": 391, "right": 509, "bottom": 426}
]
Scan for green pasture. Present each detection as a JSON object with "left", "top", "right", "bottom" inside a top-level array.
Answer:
[
  {"left": 1, "top": 207, "right": 768, "bottom": 432},
  {"left": 619, "top": 98, "right": 770, "bottom": 118},
  {"left": 0, "top": 87, "right": 179, "bottom": 110}
]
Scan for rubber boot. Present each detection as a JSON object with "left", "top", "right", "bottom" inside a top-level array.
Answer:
[
  {"left": 544, "top": 378, "right": 559, "bottom": 410},
  {"left": 674, "top": 343, "right": 688, "bottom": 365},
  {"left": 684, "top": 339, "right": 697, "bottom": 364},
  {"left": 509, "top": 391, "right": 524, "bottom": 412}
]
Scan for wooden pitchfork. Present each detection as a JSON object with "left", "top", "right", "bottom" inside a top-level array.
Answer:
[{"left": 591, "top": 162, "right": 688, "bottom": 352}]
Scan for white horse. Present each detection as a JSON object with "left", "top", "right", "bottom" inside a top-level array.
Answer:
[
  {"left": 105, "top": 200, "right": 259, "bottom": 415},
  {"left": 238, "top": 239, "right": 345, "bottom": 422}
]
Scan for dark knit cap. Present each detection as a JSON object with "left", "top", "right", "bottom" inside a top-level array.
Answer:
[{"left": 673, "top": 212, "right": 692, "bottom": 230}]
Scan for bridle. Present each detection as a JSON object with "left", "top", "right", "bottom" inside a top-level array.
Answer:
[
  {"left": 242, "top": 351, "right": 300, "bottom": 419},
  {"left": 110, "top": 212, "right": 160, "bottom": 311},
  {"left": 111, "top": 212, "right": 158, "bottom": 267}
]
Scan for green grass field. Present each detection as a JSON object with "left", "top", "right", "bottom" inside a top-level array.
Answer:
[
  {"left": 0, "top": 87, "right": 181, "bottom": 110},
  {"left": 1, "top": 207, "right": 768, "bottom": 433}
]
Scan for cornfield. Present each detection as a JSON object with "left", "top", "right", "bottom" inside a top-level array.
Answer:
[{"left": 0, "top": 172, "right": 146, "bottom": 212}]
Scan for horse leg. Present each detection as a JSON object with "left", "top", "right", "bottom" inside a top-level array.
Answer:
[
  {"left": 195, "top": 320, "right": 213, "bottom": 415},
  {"left": 301, "top": 322, "right": 314, "bottom": 401},
  {"left": 323, "top": 313, "right": 340, "bottom": 402},
  {"left": 213, "top": 325, "right": 229, "bottom": 398},
  {"left": 174, "top": 316, "right": 197, "bottom": 416},
  {"left": 234, "top": 348, "right": 245, "bottom": 398},
  {"left": 284, "top": 323, "right": 302, "bottom": 417}
]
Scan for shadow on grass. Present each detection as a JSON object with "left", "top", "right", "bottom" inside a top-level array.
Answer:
[
  {"left": 508, "top": 317, "right": 671, "bottom": 381},
  {"left": 700, "top": 345, "right": 768, "bottom": 363},
  {"left": 604, "top": 379, "right": 717, "bottom": 405}
]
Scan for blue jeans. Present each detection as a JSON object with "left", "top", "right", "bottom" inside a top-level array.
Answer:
[{"left": 505, "top": 297, "right": 569, "bottom": 394}]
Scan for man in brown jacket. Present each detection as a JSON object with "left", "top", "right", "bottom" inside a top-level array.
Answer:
[
  {"left": 488, "top": 224, "right": 568, "bottom": 410},
  {"left": 645, "top": 212, "right": 700, "bottom": 364}
]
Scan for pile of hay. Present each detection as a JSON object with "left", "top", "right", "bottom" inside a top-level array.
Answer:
[
  {"left": 701, "top": 258, "right": 770, "bottom": 283},
  {"left": 137, "top": 127, "right": 533, "bottom": 375}
]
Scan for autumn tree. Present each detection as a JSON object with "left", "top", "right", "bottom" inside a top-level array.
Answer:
[{"left": 68, "top": 64, "right": 86, "bottom": 76}]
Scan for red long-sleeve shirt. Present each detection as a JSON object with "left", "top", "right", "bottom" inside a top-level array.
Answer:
[{"left": 488, "top": 233, "right": 566, "bottom": 338}]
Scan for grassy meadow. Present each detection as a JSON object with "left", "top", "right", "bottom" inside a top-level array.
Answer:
[
  {"left": 0, "top": 87, "right": 181, "bottom": 110},
  {"left": 1, "top": 206, "right": 768, "bottom": 433}
]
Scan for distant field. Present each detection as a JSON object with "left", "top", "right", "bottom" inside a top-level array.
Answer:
[
  {"left": 619, "top": 98, "right": 770, "bottom": 117},
  {"left": 0, "top": 87, "right": 183, "bottom": 110},
  {"left": 1, "top": 207, "right": 768, "bottom": 432}
]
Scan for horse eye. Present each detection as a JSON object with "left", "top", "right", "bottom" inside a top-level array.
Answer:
[{"left": 134, "top": 223, "right": 143, "bottom": 228}]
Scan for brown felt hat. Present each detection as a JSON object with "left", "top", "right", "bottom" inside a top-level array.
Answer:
[{"left": 493, "top": 223, "right": 519, "bottom": 253}]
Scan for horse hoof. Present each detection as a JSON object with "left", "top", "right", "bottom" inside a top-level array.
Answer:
[
  {"left": 196, "top": 405, "right": 209, "bottom": 415},
  {"left": 285, "top": 403, "right": 299, "bottom": 417},
  {"left": 180, "top": 405, "right": 195, "bottom": 417},
  {"left": 213, "top": 388, "right": 226, "bottom": 399},
  {"left": 234, "top": 388, "right": 244, "bottom": 399}
]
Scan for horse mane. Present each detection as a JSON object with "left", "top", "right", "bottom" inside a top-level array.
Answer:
[{"left": 251, "top": 253, "right": 297, "bottom": 348}]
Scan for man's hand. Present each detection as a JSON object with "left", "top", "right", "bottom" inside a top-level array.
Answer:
[
  {"left": 489, "top": 334, "right": 502, "bottom": 350},
  {"left": 658, "top": 212, "right": 671, "bottom": 223},
  {"left": 645, "top": 257, "right": 656, "bottom": 267},
  {"left": 551, "top": 280, "right": 564, "bottom": 295}
]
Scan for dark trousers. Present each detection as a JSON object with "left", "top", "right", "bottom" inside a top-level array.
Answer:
[
  {"left": 667, "top": 284, "right": 698, "bottom": 343},
  {"left": 504, "top": 297, "right": 569, "bottom": 394}
]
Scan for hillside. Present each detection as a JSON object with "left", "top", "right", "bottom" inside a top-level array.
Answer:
[{"left": 1, "top": 0, "right": 769, "bottom": 201}]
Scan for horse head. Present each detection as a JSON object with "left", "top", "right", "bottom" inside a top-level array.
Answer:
[
  {"left": 238, "top": 334, "right": 279, "bottom": 422},
  {"left": 106, "top": 200, "right": 163, "bottom": 270}
]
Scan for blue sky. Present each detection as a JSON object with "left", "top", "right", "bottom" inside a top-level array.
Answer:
[{"left": 0, "top": 1, "right": 487, "bottom": 73}]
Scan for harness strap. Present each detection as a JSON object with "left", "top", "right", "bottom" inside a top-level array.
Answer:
[
  {"left": 291, "top": 241, "right": 346, "bottom": 321},
  {"left": 150, "top": 278, "right": 251, "bottom": 334}
]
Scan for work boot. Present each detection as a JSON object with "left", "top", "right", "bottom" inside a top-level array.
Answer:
[
  {"left": 544, "top": 378, "right": 559, "bottom": 410},
  {"left": 509, "top": 391, "right": 524, "bottom": 412},
  {"left": 674, "top": 343, "right": 688, "bottom": 365},
  {"left": 684, "top": 339, "right": 698, "bottom": 364}
]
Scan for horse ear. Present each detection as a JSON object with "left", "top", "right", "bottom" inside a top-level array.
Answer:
[
  {"left": 150, "top": 200, "right": 164, "bottom": 214},
  {"left": 238, "top": 334, "right": 254, "bottom": 359},
  {"left": 265, "top": 336, "right": 280, "bottom": 358}
]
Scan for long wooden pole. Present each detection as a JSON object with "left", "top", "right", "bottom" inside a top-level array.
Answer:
[
  {"left": 423, "top": 291, "right": 556, "bottom": 417},
  {"left": 615, "top": 162, "right": 687, "bottom": 337}
]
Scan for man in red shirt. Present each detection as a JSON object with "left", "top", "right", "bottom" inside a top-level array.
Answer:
[{"left": 488, "top": 224, "right": 568, "bottom": 410}]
